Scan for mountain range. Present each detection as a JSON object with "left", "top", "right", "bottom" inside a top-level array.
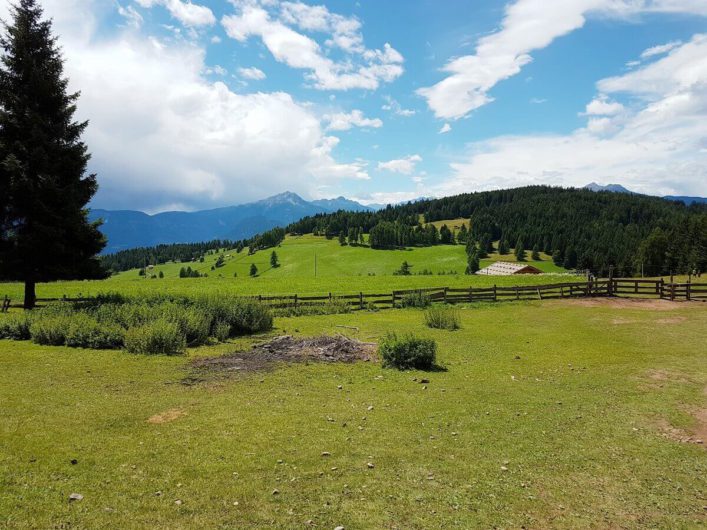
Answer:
[
  {"left": 584, "top": 182, "right": 706, "bottom": 204},
  {"left": 92, "top": 186, "right": 705, "bottom": 254},
  {"left": 90, "top": 192, "right": 374, "bottom": 254}
]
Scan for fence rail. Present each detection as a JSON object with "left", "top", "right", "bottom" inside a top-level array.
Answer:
[{"left": 1, "top": 278, "right": 705, "bottom": 312}]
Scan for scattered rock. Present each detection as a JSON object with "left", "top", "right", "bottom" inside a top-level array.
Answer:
[
  {"left": 174, "top": 499, "right": 182, "bottom": 506},
  {"left": 154, "top": 491, "right": 162, "bottom": 496},
  {"left": 420, "top": 379, "right": 430, "bottom": 384},
  {"left": 335, "top": 526, "right": 345, "bottom": 530},
  {"left": 272, "top": 489, "right": 280, "bottom": 495},
  {"left": 500, "top": 466, "right": 508, "bottom": 472},
  {"left": 367, "top": 462, "right": 375, "bottom": 469},
  {"left": 277, "top": 459, "right": 284, "bottom": 464},
  {"left": 68, "top": 493, "right": 83, "bottom": 502},
  {"left": 321, "top": 452, "right": 331, "bottom": 457},
  {"left": 337, "top": 385, "right": 343, "bottom": 390},
  {"left": 367, "top": 405, "right": 374, "bottom": 411}
]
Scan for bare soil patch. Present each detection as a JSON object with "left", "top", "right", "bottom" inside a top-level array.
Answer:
[
  {"left": 562, "top": 298, "right": 682, "bottom": 311},
  {"left": 656, "top": 410, "right": 706, "bottom": 448},
  {"left": 147, "top": 408, "right": 187, "bottom": 424},
  {"left": 189, "top": 335, "right": 376, "bottom": 379}
]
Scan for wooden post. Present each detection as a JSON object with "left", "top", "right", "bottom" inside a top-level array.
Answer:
[
  {"left": 686, "top": 282, "right": 691, "bottom": 301},
  {"left": 537, "top": 287, "right": 542, "bottom": 300},
  {"left": 469, "top": 287, "right": 473, "bottom": 303},
  {"left": 443, "top": 287, "right": 448, "bottom": 304},
  {"left": 493, "top": 284, "right": 497, "bottom": 302},
  {"left": 560, "top": 285, "right": 564, "bottom": 298},
  {"left": 294, "top": 294, "right": 298, "bottom": 308},
  {"left": 670, "top": 283, "right": 675, "bottom": 301},
  {"left": 515, "top": 286, "right": 519, "bottom": 300},
  {"left": 359, "top": 292, "right": 364, "bottom": 310},
  {"left": 258, "top": 294, "right": 262, "bottom": 303}
]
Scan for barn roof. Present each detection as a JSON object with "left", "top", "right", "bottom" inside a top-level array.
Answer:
[{"left": 477, "top": 261, "right": 542, "bottom": 275}]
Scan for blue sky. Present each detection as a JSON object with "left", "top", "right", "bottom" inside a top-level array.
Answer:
[{"left": 6, "top": 0, "right": 707, "bottom": 211}]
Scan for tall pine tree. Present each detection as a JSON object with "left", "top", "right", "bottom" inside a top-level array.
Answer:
[{"left": 0, "top": 0, "right": 105, "bottom": 308}]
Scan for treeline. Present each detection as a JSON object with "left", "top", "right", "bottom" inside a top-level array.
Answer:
[
  {"left": 288, "top": 186, "right": 706, "bottom": 276},
  {"left": 100, "top": 227, "right": 285, "bottom": 273}
]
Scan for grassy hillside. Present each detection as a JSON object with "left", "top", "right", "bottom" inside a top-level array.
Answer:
[
  {"left": 112, "top": 233, "right": 565, "bottom": 279},
  {"left": 1, "top": 300, "right": 705, "bottom": 528},
  {"left": 0, "top": 232, "right": 570, "bottom": 300}
]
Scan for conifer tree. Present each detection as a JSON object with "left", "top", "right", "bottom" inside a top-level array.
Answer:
[
  {"left": 531, "top": 244, "right": 540, "bottom": 261},
  {"left": 498, "top": 239, "right": 510, "bottom": 255},
  {"left": 465, "top": 249, "right": 480, "bottom": 274},
  {"left": 515, "top": 238, "right": 526, "bottom": 261},
  {"left": 270, "top": 250, "right": 279, "bottom": 268},
  {"left": 0, "top": 0, "right": 105, "bottom": 308},
  {"left": 250, "top": 263, "right": 258, "bottom": 277}
]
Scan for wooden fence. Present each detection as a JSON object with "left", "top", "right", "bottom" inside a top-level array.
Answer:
[{"left": 2, "top": 278, "right": 705, "bottom": 312}]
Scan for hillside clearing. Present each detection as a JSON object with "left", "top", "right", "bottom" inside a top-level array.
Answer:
[{"left": 1, "top": 300, "right": 705, "bottom": 529}]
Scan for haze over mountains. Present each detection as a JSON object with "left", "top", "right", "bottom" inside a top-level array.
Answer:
[
  {"left": 92, "top": 186, "right": 706, "bottom": 254},
  {"left": 90, "top": 192, "right": 374, "bottom": 253}
]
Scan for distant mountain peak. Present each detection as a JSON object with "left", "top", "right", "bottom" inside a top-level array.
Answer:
[
  {"left": 258, "top": 191, "right": 308, "bottom": 205},
  {"left": 584, "top": 182, "right": 632, "bottom": 193}
]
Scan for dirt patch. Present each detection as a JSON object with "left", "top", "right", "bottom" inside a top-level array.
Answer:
[
  {"left": 646, "top": 369, "right": 693, "bottom": 384},
  {"left": 562, "top": 298, "right": 682, "bottom": 311},
  {"left": 611, "top": 317, "right": 637, "bottom": 325},
  {"left": 147, "top": 408, "right": 187, "bottom": 424},
  {"left": 189, "top": 335, "right": 376, "bottom": 378},
  {"left": 656, "top": 410, "right": 706, "bottom": 448}
]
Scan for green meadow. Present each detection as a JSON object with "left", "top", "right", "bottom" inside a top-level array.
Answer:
[
  {"left": 0, "top": 234, "right": 567, "bottom": 301},
  {"left": 1, "top": 299, "right": 705, "bottom": 529}
]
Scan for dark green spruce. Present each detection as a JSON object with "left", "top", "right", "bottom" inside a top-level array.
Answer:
[{"left": 0, "top": 0, "right": 105, "bottom": 308}]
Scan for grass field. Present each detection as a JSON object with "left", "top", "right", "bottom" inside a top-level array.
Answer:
[
  {"left": 1, "top": 299, "right": 705, "bottom": 529},
  {"left": 0, "top": 234, "right": 568, "bottom": 301}
]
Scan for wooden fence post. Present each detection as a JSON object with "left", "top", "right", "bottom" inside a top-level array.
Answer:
[
  {"left": 443, "top": 287, "right": 448, "bottom": 304},
  {"left": 294, "top": 294, "right": 298, "bottom": 308},
  {"left": 468, "top": 287, "right": 473, "bottom": 303},
  {"left": 359, "top": 292, "right": 364, "bottom": 310},
  {"left": 493, "top": 284, "right": 497, "bottom": 302}
]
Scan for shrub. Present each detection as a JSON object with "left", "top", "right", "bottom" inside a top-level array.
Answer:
[
  {"left": 213, "top": 320, "right": 231, "bottom": 342},
  {"left": 30, "top": 316, "right": 70, "bottom": 346},
  {"left": 424, "top": 306, "right": 461, "bottom": 330},
  {"left": 379, "top": 332, "right": 437, "bottom": 370},
  {"left": 399, "top": 291, "right": 431, "bottom": 308},
  {"left": 124, "top": 319, "right": 186, "bottom": 355},
  {"left": 0, "top": 313, "right": 33, "bottom": 340},
  {"left": 65, "top": 314, "right": 124, "bottom": 349},
  {"left": 197, "top": 296, "right": 272, "bottom": 337}
]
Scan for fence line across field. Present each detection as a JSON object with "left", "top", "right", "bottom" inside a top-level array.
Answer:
[{"left": 2, "top": 278, "right": 705, "bottom": 311}]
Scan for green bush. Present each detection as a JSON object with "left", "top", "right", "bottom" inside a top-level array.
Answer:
[
  {"left": 0, "top": 313, "right": 33, "bottom": 340},
  {"left": 212, "top": 320, "right": 231, "bottom": 342},
  {"left": 30, "top": 316, "right": 70, "bottom": 346},
  {"left": 64, "top": 314, "right": 124, "bottom": 349},
  {"left": 124, "top": 319, "right": 186, "bottom": 355},
  {"left": 379, "top": 332, "right": 437, "bottom": 370},
  {"left": 424, "top": 306, "right": 461, "bottom": 330},
  {"left": 197, "top": 296, "right": 272, "bottom": 337},
  {"left": 399, "top": 291, "right": 431, "bottom": 308},
  {"left": 272, "top": 297, "right": 352, "bottom": 317}
]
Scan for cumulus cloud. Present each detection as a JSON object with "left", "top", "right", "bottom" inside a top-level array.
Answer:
[
  {"left": 222, "top": 1, "right": 403, "bottom": 90},
  {"left": 438, "top": 35, "right": 707, "bottom": 197},
  {"left": 325, "top": 110, "right": 383, "bottom": 131},
  {"left": 23, "top": 0, "right": 369, "bottom": 211},
  {"left": 438, "top": 123, "right": 451, "bottom": 134},
  {"left": 583, "top": 95, "right": 624, "bottom": 116},
  {"left": 135, "top": 0, "right": 216, "bottom": 27},
  {"left": 238, "top": 66, "right": 266, "bottom": 80},
  {"left": 418, "top": 0, "right": 707, "bottom": 121},
  {"left": 378, "top": 155, "right": 422, "bottom": 175}
]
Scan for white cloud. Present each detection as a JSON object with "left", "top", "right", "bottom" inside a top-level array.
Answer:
[
  {"left": 324, "top": 110, "right": 382, "bottom": 131},
  {"left": 238, "top": 66, "right": 266, "bottom": 80},
  {"left": 418, "top": 0, "right": 707, "bottom": 121},
  {"left": 438, "top": 35, "right": 707, "bottom": 197},
  {"left": 210, "top": 35, "right": 222, "bottom": 44},
  {"left": 135, "top": 0, "right": 215, "bottom": 27},
  {"left": 222, "top": 1, "right": 403, "bottom": 90},
  {"left": 117, "top": 4, "right": 143, "bottom": 29},
  {"left": 641, "top": 40, "right": 682, "bottom": 59},
  {"left": 378, "top": 154, "right": 422, "bottom": 175},
  {"left": 439, "top": 123, "right": 451, "bottom": 134},
  {"left": 530, "top": 97, "right": 547, "bottom": 104},
  {"left": 205, "top": 64, "right": 227, "bottom": 75},
  {"left": 381, "top": 95, "right": 416, "bottom": 117},
  {"left": 23, "top": 0, "right": 369, "bottom": 211},
  {"left": 584, "top": 95, "right": 624, "bottom": 115}
]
